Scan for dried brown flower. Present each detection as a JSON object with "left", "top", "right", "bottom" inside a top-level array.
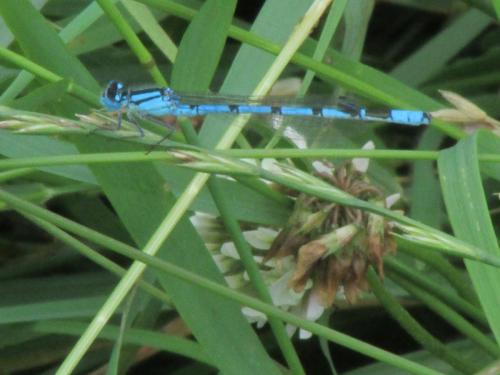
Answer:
[{"left": 267, "top": 162, "right": 397, "bottom": 306}]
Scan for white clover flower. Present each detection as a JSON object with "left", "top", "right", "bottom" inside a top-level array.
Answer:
[{"left": 191, "top": 141, "right": 402, "bottom": 339}]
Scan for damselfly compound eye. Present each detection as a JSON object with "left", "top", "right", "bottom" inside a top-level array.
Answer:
[
  {"left": 105, "top": 80, "right": 125, "bottom": 103},
  {"left": 101, "top": 81, "right": 127, "bottom": 111}
]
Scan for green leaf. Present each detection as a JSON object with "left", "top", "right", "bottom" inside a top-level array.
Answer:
[
  {"left": 9, "top": 80, "right": 68, "bottom": 111},
  {"left": 171, "top": 0, "right": 236, "bottom": 91},
  {"left": 0, "top": 0, "right": 99, "bottom": 93},
  {"left": 438, "top": 132, "right": 500, "bottom": 345},
  {"left": 0, "top": 130, "right": 97, "bottom": 184},
  {"left": 409, "top": 128, "right": 445, "bottom": 227},
  {"left": 342, "top": 0, "right": 374, "bottom": 61}
]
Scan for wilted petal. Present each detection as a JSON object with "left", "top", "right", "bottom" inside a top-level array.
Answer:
[
  {"left": 345, "top": 283, "right": 360, "bottom": 303},
  {"left": 316, "top": 258, "right": 341, "bottom": 306},
  {"left": 290, "top": 241, "right": 328, "bottom": 292},
  {"left": 322, "top": 225, "right": 359, "bottom": 258},
  {"left": 352, "top": 253, "right": 367, "bottom": 281}
]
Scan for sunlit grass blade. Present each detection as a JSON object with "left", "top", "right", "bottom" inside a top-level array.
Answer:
[{"left": 122, "top": 0, "right": 177, "bottom": 63}]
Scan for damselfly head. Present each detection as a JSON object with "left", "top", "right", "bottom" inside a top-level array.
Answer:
[{"left": 101, "top": 80, "right": 127, "bottom": 111}]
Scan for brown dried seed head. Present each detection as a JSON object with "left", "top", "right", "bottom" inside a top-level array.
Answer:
[{"left": 290, "top": 241, "right": 328, "bottom": 292}]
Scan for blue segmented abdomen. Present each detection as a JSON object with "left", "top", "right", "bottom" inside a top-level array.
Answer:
[{"left": 101, "top": 81, "right": 431, "bottom": 127}]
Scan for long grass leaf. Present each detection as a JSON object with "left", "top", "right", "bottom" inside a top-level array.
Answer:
[{"left": 438, "top": 131, "right": 500, "bottom": 345}]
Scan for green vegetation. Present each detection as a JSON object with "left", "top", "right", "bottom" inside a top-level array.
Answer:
[{"left": 0, "top": 1, "right": 499, "bottom": 374}]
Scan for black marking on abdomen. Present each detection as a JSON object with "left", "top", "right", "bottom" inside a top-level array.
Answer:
[
  {"left": 271, "top": 106, "right": 282, "bottom": 115},
  {"left": 228, "top": 104, "right": 239, "bottom": 113},
  {"left": 312, "top": 107, "right": 323, "bottom": 116}
]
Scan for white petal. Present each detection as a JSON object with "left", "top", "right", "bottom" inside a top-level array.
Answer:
[
  {"left": 305, "top": 292, "right": 325, "bottom": 321},
  {"left": 243, "top": 227, "right": 278, "bottom": 249},
  {"left": 220, "top": 241, "right": 240, "bottom": 259},
  {"left": 283, "top": 126, "right": 307, "bottom": 149},
  {"left": 269, "top": 270, "right": 305, "bottom": 306},
  {"left": 286, "top": 323, "right": 298, "bottom": 337},
  {"left": 242, "top": 307, "right": 267, "bottom": 328},
  {"left": 299, "top": 328, "right": 313, "bottom": 340},
  {"left": 353, "top": 140, "right": 375, "bottom": 173},
  {"left": 312, "top": 161, "right": 333, "bottom": 175},
  {"left": 190, "top": 212, "right": 219, "bottom": 230},
  {"left": 362, "top": 140, "right": 375, "bottom": 150},
  {"left": 385, "top": 193, "right": 401, "bottom": 208}
]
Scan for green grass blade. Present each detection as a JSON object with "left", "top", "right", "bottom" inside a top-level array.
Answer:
[
  {"left": 389, "top": 272, "right": 500, "bottom": 359},
  {"left": 299, "top": 0, "right": 347, "bottom": 95},
  {"left": 391, "top": 8, "right": 492, "bottom": 86},
  {"left": 95, "top": 0, "right": 167, "bottom": 86},
  {"left": 0, "top": 0, "right": 99, "bottom": 92},
  {"left": 122, "top": 0, "right": 177, "bottom": 63},
  {"left": 438, "top": 132, "right": 500, "bottom": 345},
  {"left": 171, "top": 0, "right": 236, "bottom": 91},
  {"left": 34, "top": 321, "right": 215, "bottom": 366},
  {"left": 493, "top": 0, "right": 500, "bottom": 18},
  {"left": 341, "top": 0, "right": 374, "bottom": 61},
  {"left": 367, "top": 268, "right": 480, "bottom": 373},
  {"left": 0, "top": 47, "right": 99, "bottom": 106}
]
